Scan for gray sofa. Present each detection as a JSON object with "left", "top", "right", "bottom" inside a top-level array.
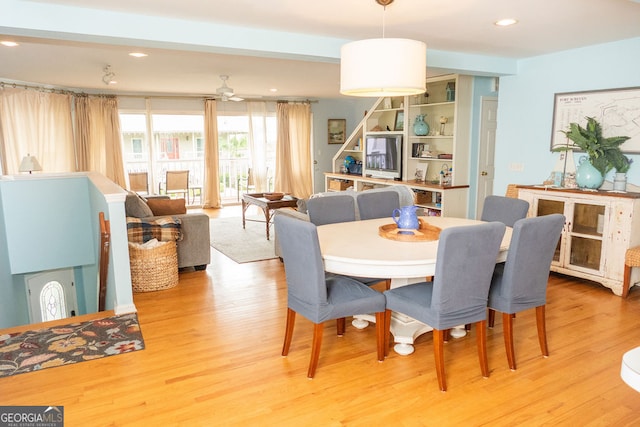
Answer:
[
  {"left": 273, "top": 185, "right": 415, "bottom": 256},
  {"left": 125, "top": 193, "right": 211, "bottom": 270}
]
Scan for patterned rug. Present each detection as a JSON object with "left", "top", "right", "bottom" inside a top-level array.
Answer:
[{"left": 0, "top": 313, "right": 144, "bottom": 378}]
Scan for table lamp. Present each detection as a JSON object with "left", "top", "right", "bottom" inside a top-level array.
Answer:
[{"left": 19, "top": 154, "right": 42, "bottom": 174}]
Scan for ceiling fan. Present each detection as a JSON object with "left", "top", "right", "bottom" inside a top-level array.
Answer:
[{"left": 215, "top": 75, "right": 244, "bottom": 101}]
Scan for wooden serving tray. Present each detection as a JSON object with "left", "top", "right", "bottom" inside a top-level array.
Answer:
[{"left": 378, "top": 218, "right": 442, "bottom": 242}]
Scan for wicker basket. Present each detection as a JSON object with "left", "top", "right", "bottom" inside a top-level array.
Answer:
[
  {"left": 329, "top": 180, "right": 351, "bottom": 191},
  {"left": 129, "top": 241, "right": 179, "bottom": 292}
]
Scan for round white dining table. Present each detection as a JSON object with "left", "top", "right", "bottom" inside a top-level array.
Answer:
[{"left": 316, "top": 216, "right": 512, "bottom": 355}]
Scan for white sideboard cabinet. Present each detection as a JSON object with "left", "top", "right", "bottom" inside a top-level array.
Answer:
[{"left": 518, "top": 186, "right": 640, "bottom": 296}]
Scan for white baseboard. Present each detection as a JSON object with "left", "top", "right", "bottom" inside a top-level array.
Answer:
[{"left": 115, "top": 303, "right": 137, "bottom": 315}]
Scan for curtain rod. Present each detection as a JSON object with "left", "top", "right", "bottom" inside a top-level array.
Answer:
[
  {"left": 0, "top": 80, "right": 318, "bottom": 103},
  {"left": 0, "top": 80, "right": 79, "bottom": 96}
]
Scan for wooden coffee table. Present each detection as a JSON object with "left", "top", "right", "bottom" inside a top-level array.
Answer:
[{"left": 242, "top": 193, "right": 299, "bottom": 240}]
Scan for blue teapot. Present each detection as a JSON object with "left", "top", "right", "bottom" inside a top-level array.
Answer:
[{"left": 392, "top": 205, "right": 420, "bottom": 230}]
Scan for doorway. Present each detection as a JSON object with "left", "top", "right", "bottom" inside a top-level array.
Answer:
[
  {"left": 25, "top": 268, "right": 78, "bottom": 323},
  {"left": 476, "top": 96, "right": 498, "bottom": 218}
]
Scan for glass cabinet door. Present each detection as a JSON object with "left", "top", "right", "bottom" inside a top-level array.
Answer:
[
  {"left": 537, "top": 199, "right": 565, "bottom": 262},
  {"left": 536, "top": 198, "right": 606, "bottom": 273},
  {"left": 568, "top": 202, "right": 606, "bottom": 271}
]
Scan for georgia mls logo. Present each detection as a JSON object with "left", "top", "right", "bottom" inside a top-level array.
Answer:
[{"left": 0, "top": 405, "right": 64, "bottom": 427}]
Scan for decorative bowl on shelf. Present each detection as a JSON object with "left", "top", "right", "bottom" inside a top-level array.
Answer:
[{"left": 263, "top": 192, "right": 285, "bottom": 201}]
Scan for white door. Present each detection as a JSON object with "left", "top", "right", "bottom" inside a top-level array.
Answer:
[
  {"left": 476, "top": 97, "right": 498, "bottom": 219},
  {"left": 25, "top": 269, "right": 78, "bottom": 323}
]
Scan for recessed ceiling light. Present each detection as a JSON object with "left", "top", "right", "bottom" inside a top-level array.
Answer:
[
  {"left": 495, "top": 18, "right": 518, "bottom": 27},
  {"left": 1, "top": 41, "right": 19, "bottom": 47},
  {"left": 129, "top": 52, "right": 148, "bottom": 58},
  {"left": 270, "top": 88, "right": 278, "bottom": 93}
]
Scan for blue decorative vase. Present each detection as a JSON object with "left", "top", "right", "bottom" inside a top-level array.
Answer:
[
  {"left": 413, "top": 114, "right": 429, "bottom": 136},
  {"left": 575, "top": 156, "right": 604, "bottom": 189}
]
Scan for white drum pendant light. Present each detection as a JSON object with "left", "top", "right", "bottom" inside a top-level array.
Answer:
[{"left": 340, "top": 0, "right": 426, "bottom": 97}]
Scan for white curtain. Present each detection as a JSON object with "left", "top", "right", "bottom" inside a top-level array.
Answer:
[
  {"left": 247, "top": 101, "right": 269, "bottom": 192},
  {"left": 75, "top": 96, "right": 126, "bottom": 187},
  {"left": 0, "top": 88, "right": 75, "bottom": 174},
  {"left": 203, "top": 99, "right": 221, "bottom": 208},
  {"left": 275, "top": 102, "right": 312, "bottom": 199}
]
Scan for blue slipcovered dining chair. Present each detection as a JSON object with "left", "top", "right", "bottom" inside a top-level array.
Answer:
[
  {"left": 383, "top": 221, "right": 506, "bottom": 391},
  {"left": 356, "top": 190, "right": 400, "bottom": 220},
  {"left": 307, "top": 195, "right": 390, "bottom": 290},
  {"left": 307, "top": 194, "right": 356, "bottom": 226},
  {"left": 274, "top": 215, "right": 387, "bottom": 378},
  {"left": 487, "top": 214, "right": 565, "bottom": 370},
  {"left": 480, "top": 195, "right": 529, "bottom": 227}
]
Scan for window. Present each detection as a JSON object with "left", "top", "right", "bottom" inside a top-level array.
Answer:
[
  {"left": 120, "top": 103, "right": 276, "bottom": 204},
  {"left": 121, "top": 113, "right": 205, "bottom": 200},
  {"left": 131, "top": 138, "right": 143, "bottom": 159},
  {"left": 121, "top": 114, "right": 148, "bottom": 164},
  {"left": 196, "top": 137, "right": 204, "bottom": 158},
  {"left": 40, "top": 281, "right": 67, "bottom": 322}
]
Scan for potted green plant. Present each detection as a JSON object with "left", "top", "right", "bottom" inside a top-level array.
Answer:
[
  {"left": 554, "top": 116, "right": 630, "bottom": 188},
  {"left": 609, "top": 149, "right": 633, "bottom": 191}
]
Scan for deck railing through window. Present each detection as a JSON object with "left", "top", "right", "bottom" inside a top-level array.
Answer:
[{"left": 126, "top": 158, "right": 255, "bottom": 204}]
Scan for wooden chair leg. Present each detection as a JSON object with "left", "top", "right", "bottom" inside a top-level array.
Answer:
[
  {"left": 476, "top": 320, "right": 489, "bottom": 378},
  {"left": 623, "top": 264, "right": 632, "bottom": 298},
  {"left": 443, "top": 329, "right": 451, "bottom": 342},
  {"left": 375, "top": 312, "right": 386, "bottom": 361},
  {"left": 433, "top": 329, "right": 447, "bottom": 391},
  {"left": 502, "top": 312, "right": 516, "bottom": 370},
  {"left": 536, "top": 305, "right": 549, "bottom": 357},
  {"left": 308, "top": 323, "right": 324, "bottom": 378},
  {"left": 336, "top": 318, "right": 346, "bottom": 336},
  {"left": 282, "top": 308, "right": 296, "bottom": 356},
  {"left": 384, "top": 309, "right": 392, "bottom": 357},
  {"left": 488, "top": 308, "right": 496, "bottom": 328}
]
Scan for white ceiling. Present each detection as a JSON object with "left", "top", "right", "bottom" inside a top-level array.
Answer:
[{"left": 1, "top": 0, "right": 640, "bottom": 99}]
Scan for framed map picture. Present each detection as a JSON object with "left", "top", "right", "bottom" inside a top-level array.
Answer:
[
  {"left": 328, "top": 119, "right": 346, "bottom": 144},
  {"left": 550, "top": 86, "right": 640, "bottom": 153}
]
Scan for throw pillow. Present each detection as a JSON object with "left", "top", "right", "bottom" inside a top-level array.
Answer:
[
  {"left": 126, "top": 217, "right": 182, "bottom": 243},
  {"left": 125, "top": 192, "right": 154, "bottom": 218},
  {"left": 146, "top": 198, "right": 187, "bottom": 216},
  {"left": 296, "top": 198, "right": 308, "bottom": 214}
]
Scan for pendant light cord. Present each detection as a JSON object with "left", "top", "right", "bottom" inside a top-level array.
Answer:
[
  {"left": 376, "top": 0, "right": 394, "bottom": 38},
  {"left": 382, "top": 4, "right": 386, "bottom": 38}
]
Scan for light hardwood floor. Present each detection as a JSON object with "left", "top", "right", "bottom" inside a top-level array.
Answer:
[{"left": 2, "top": 206, "right": 640, "bottom": 426}]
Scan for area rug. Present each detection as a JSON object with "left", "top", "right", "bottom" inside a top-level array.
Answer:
[
  {"left": 0, "top": 313, "right": 144, "bottom": 378},
  {"left": 210, "top": 216, "right": 277, "bottom": 263}
]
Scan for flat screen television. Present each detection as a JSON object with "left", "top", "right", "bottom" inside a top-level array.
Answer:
[{"left": 365, "top": 134, "right": 403, "bottom": 180}]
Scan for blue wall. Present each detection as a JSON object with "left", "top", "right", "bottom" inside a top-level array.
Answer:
[
  {"left": 0, "top": 176, "right": 96, "bottom": 327},
  {"left": 0, "top": 186, "right": 20, "bottom": 328},
  {"left": 2, "top": 178, "right": 95, "bottom": 274},
  {"left": 495, "top": 37, "right": 640, "bottom": 195},
  {"left": 0, "top": 174, "right": 131, "bottom": 329},
  {"left": 311, "top": 97, "right": 371, "bottom": 193}
]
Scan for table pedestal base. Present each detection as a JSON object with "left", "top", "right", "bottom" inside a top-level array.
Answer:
[{"left": 353, "top": 314, "right": 466, "bottom": 355}]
